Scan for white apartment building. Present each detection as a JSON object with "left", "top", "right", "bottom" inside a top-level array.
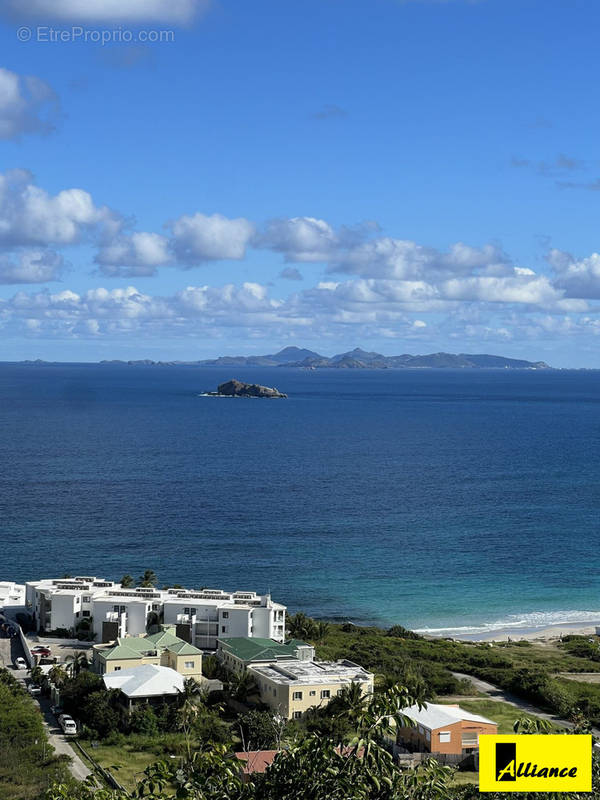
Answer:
[
  {"left": 24, "top": 577, "right": 285, "bottom": 646},
  {"left": 162, "top": 589, "right": 285, "bottom": 649}
]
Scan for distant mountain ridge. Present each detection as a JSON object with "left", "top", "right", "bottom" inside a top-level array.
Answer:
[{"left": 99, "top": 346, "right": 551, "bottom": 370}]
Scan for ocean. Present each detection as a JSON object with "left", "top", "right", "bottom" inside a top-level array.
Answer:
[{"left": 1, "top": 363, "right": 599, "bottom": 637}]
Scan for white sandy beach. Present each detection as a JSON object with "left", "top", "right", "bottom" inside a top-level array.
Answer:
[{"left": 463, "top": 621, "right": 600, "bottom": 643}]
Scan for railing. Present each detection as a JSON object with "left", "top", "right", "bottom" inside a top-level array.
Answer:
[{"left": 75, "top": 740, "right": 129, "bottom": 795}]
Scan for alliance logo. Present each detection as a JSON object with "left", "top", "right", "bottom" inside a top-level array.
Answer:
[
  {"left": 479, "top": 735, "right": 591, "bottom": 793},
  {"left": 496, "top": 742, "right": 517, "bottom": 781}
]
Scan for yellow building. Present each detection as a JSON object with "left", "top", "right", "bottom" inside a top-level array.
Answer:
[
  {"left": 92, "top": 627, "right": 203, "bottom": 682},
  {"left": 250, "top": 659, "right": 374, "bottom": 720}
]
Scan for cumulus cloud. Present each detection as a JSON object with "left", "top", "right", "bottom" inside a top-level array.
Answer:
[
  {"left": 0, "top": 68, "right": 60, "bottom": 140},
  {"left": 331, "top": 238, "right": 512, "bottom": 281},
  {"left": 549, "top": 248, "right": 600, "bottom": 298},
  {"left": 95, "top": 232, "right": 171, "bottom": 276},
  {"left": 0, "top": 249, "right": 65, "bottom": 284},
  {"left": 0, "top": 169, "right": 120, "bottom": 248},
  {"left": 0, "top": 0, "right": 210, "bottom": 24},
  {"left": 170, "top": 212, "right": 255, "bottom": 265},
  {"left": 258, "top": 217, "right": 339, "bottom": 262},
  {"left": 257, "top": 217, "right": 376, "bottom": 263}
]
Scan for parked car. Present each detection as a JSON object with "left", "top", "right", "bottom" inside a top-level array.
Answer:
[
  {"left": 58, "top": 714, "right": 77, "bottom": 735},
  {"left": 14, "top": 657, "right": 27, "bottom": 669},
  {"left": 28, "top": 684, "right": 41, "bottom": 696},
  {"left": 31, "top": 645, "right": 51, "bottom": 657}
]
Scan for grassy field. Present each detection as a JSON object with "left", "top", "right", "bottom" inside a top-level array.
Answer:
[
  {"left": 439, "top": 699, "right": 561, "bottom": 734},
  {"left": 81, "top": 742, "right": 165, "bottom": 793}
]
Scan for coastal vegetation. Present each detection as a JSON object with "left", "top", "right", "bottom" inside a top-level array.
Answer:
[
  {"left": 19, "top": 612, "right": 600, "bottom": 799},
  {"left": 0, "top": 669, "right": 72, "bottom": 799}
]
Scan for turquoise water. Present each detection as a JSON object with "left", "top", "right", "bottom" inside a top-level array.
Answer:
[{"left": 1, "top": 364, "right": 599, "bottom": 635}]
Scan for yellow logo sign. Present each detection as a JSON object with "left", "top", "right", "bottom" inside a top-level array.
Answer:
[{"left": 479, "top": 735, "right": 592, "bottom": 793}]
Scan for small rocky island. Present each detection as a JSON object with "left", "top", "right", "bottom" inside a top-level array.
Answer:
[{"left": 204, "top": 379, "right": 287, "bottom": 398}]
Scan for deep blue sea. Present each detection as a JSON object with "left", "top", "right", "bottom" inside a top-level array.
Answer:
[{"left": 1, "top": 364, "right": 599, "bottom": 636}]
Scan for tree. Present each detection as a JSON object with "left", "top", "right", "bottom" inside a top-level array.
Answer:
[
  {"left": 238, "top": 710, "right": 280, "bottom": 751},
  {"left": 129, "top": 704, "right": 159, "bottom": 736},
  {"left": 65, "top": 650, "right": 90, "bottom": 677},
  {"left": 120, "top": 574, "right": 134, "bottom": 588},
  {"left": 227, "top": 669, "right": 259, "bottom": 702},
  {"left": 137, "top": 569, "right": 157, "bottom": 587},
  {"left": 48, "top": 665, "right": 68, "bottom": 689},
  {"left": 325, "top": 681, "right": 366, "bottom": 726},
  {"left": 178, "top": 677, "right": 207, "bottom": 708},
  {"left": 79, "top": 690, "right": 121, "bottom": 738},
  {"left": 29, "top": 665, "right": 45, "bottom": 686}
]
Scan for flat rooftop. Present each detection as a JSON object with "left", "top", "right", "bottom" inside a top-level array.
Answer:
[{"left": 250, "top": 659, "right": 373, "bottom": 686}]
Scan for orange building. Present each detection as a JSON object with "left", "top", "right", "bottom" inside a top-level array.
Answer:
[{"left": 397, "top": 703, "right": 497, "bottom": 756}]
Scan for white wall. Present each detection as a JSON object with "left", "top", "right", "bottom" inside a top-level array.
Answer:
[{"left": 51, "top": 594, "right": 78, "bottom": 631}]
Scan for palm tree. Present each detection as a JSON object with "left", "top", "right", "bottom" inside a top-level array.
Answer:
[
  {"left": 120, "top": 574, "right": 135, "bottom": 588},
  {"left": 65, "top": 650, "right": 89, "bottom": 677},
  {"left": 48, "top": 665, "right": 68, "bottom": 688},
  {"left": 314, "top": 621, "right": 330, "bottom": 642},
  {"left": 327, "top": 681, "right": 365, "bottom": 724},
  {"left": 286, "top": 612, "right": 314, "bottom": 640},
  {"left": 228, "top": 669, "right": 259, "bottom": 703},
  {"left": 137, "top": 569, "right": 157, "bottom": 588},
  {"left": 29, "top": 665, "right": 45, "bottom": 686},
  {"left": 177, "top": 677, "right": 207, "bottom": 708}
]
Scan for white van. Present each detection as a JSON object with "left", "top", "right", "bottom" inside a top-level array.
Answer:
[{"left": 58, "top": 715, "right": 77, "bottom": 735}]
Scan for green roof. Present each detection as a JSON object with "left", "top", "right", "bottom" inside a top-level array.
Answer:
[
  {"left": 100, "top": 631, "right": 202, "bottom": 661},
  {"left": 219, "top": 637, "right": 310, "bottom": 663}
]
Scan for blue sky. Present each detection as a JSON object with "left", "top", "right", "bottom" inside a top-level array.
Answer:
[{"left": 0, "top": 0, "right": 598, "bottom": 366}]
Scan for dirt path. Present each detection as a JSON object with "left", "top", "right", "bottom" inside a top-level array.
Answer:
[{"left": 450, "top": 671, "right": 600, "bottom": 739}]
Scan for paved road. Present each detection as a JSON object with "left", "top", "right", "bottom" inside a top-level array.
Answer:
[
  {"left": 451, "top": 671, "right": 600, "bottom": 738},
  {"left": 0, "top": 635, "right": 91, "bottom": 782}
]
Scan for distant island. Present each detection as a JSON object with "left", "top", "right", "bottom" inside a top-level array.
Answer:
[
  {"left": 99, "top": 346, "right": 550, "bottom": 370},
  {"left": 202, "top": 379, "right": 287, "bottom": 398}
]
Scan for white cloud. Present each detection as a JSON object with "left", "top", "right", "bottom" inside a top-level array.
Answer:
[
  {"left": 95, "top": 232, "right": 171, "bottom": 276},
  {"left": 331, "top": 237, "right": 511, "bottom": 280},
  {"left": 1, "top": 0, "right": 209, "bottom": 24},
  {"left": 0, "top": 169, "right": 119, "bottom": 248},
  {"left": 549, "top": 248, "right": 600, "bottom": 299},
  {"left": 0, "top": 249, "right": 65, "bottom": 284},
  {"left": 258, "top": 217, "right": 339, "bottom": 262},
  {"left": 0, "top": 68, "right": 60, "bottom": 140},
  {"left": 170, "top": 212, "right": 254, "bottom": 264}
]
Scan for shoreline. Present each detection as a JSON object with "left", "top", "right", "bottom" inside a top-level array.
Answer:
[{"left": 425, "top": 620, "right": 600, "bottom": 644}]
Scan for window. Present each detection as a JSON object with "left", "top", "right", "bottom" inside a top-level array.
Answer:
[
  {"left": 113, "top": 666, "right": 121, "bottom": 672},
  {"left": 113, "top": 605, "right": 119, "bottom": 612},
  {"left": 120, "top": 605, "right": 126, "bottom": 613},
  {"left": 221, "top": 625, "right": 228, "bottom": 633},
  {"left": 293, "top": 711, "right": 302, "bottom": 719},
  {"left": 184, "top": 607, "right": 190, "bottom": 614},
  {"left": 82, "top": 610, "right": 90, "bottom": 617},
  {"left": 337, "top": 689, "right": 343, "bottom": 696},
  {"left": 461, "top": 733, "right": 478, "bottom": 747},
  {"left": 190, "top": 608, "right": 196, "bottom": 614},
  {"left": 152, "top": 604, "right": 159, "bottom": 611},
  {"left": 184, "top": 661, "right": 195, "bottom": 669},
  {"left": 222, "top": 611, "right": 229, "bottom": 619},
  {"left": 83, "top": 596, "right": 91, "bottom": 603},
  {"left": 320, "top": 690, "right": 330, "bottom": 699},
  {"left": 309, "top": 690, "right": 316, "bottom": 697},
  {"left": 292, "top": 691, "right": 303, "bottom": 700},
  {"left": 439, "top": 732, "right": 451, "bottom": 743}
]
